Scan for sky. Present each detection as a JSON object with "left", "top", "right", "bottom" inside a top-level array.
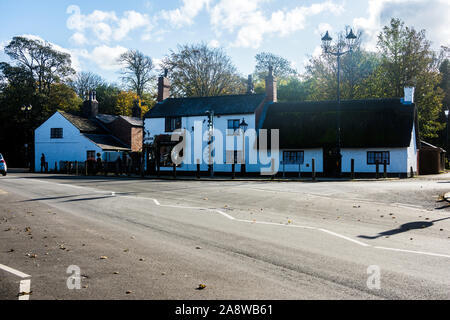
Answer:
[{"left": 1, "top": 0, "right": 449, "bottom": 84}]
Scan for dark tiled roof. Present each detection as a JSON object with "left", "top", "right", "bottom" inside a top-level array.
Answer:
[
  {"left": 119, "top": 116, "right": 143, "bottom": 126},
  {"left": 96, "top": 114, "right": 118, "bottom": 124},
  {"left": 261, "top": 99, "right": 419, "bottom": 149},
  {"left": 59, "top": 111, "right": 106, "bottom": 133},
  {"left": 83, "top": 134, "right": 130, "bottom": 151},
  {"left": 144, "top": 94, "right": 266, "bottom": 118}
]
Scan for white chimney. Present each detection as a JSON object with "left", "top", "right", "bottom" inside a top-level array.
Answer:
[{"left": 404, "top": 87, "right": 415, "bottom": 104}]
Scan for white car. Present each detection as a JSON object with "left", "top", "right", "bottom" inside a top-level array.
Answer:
[{"left": 0, "top": 153, "right": 7, "bottom": 176}]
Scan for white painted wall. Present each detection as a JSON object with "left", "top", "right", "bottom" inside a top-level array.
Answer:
[
  {"left": 341, "top": 124, "right": 417, "bottom": 174},
  {"left": 278, "top": 149, "right": 323, "bottom": 173},
  {"left": 407, "top": 123, "right": 418, "bottom": 174},
  {"left": 341, "top": 148, "right": 407, "bottom": 173},
  {"left": 34, "top": 112, "right": 102, "bottom": 171},
  {"left": 145, "top": 114, "right": 259, "bottom": 172}
]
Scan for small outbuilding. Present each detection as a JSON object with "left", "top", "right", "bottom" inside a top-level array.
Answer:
[{"left": 418, "top": 140, "right": 446, "bottom": 175}]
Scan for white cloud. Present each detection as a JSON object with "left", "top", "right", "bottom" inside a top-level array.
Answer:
[
  {"left": 70, "top": 32, "right": 87, "bottom": 45},
  {"left": 66, "top": 5, "right": 151, "bottom": 44},
  {"left": 315, "top": 23, "right": 333, "bottom": 36},
  {"left": 76, "top": 45, "right": 128, "bottom": 71},
  {"left": 209, "top": 0, "right": 344, "bottom": 48},
  {"left": 354, "top": 0, "right": 450, "bottom": 51},
  {"left": 160, "top": 0, "right": 210, "bottom": 28},
  {"left": 208, "top": 39, "right": 220, "bottom": 48}
]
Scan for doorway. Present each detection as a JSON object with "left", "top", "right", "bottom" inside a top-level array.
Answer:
[{"left": 323, "top": 147, "right": 341, "bottom": 177}]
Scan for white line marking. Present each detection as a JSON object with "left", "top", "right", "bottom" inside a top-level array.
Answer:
[
  {"left": 18, "top": 279, "right": 31, "bottom": 300},
  {"left": 0, "top": 264, "right": 30, "bottom": 278},
  {"left": 318, "top": 228, "right": 371, "bottom": 247},
  {"left": 11, "top": 178, "right": 450, "bottom": 259},
  {"left": 374, "top": 246, "right": 450, "bottom": 259},
  {"left": 0, "top": 264, "right": 31, "bottom": 300}
]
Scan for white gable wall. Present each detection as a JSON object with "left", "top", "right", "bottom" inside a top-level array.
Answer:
[
  {"left": 35, "top": 112, "right": 101, "bottom": 171},
  {"left": 407, "top": 123, "right": 418, "bottom": 174}
]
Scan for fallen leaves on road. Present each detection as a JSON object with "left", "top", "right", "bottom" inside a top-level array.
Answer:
[{"left": 197, "top": 284, "right": 206, "bottom": 290}]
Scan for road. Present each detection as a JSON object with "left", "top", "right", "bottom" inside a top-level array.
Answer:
[{"left": 1, "top": 172, "right": 450, "bottom": 299}]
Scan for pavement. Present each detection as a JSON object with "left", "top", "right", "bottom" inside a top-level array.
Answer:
[{"left": 0, "top": 171, "right": 450, "bottom": 299}]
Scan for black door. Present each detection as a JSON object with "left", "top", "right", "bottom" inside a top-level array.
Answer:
[{"left": 323, "top": 147, "right": 341, "bottom": 177}]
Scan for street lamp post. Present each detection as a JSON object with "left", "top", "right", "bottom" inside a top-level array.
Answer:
[
  {"left": 445, "top": 109, "right": 449, "bottom": 168},
  {"left": 206, "top": 110, "right": 214, "bottom": 177},
  {"left": 239, "top": 118, "right": 248, "bottom": 175},
  {"left": 321, "top": 29, "right": 357, "bottom": 175},
  {"left": 21, "top": 104, "right": 33, "bottom": 171}
]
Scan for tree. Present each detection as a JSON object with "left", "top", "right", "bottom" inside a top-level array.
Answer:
[
  {"left": 4, "top": 36, "right": 75, "bottom": 95},
  {"left": 69, "top": 71, "right": 105, "bottom": 98},
  {"left": 440, "top": 58, "right": 450, "bottom": 108},
  {"left": 304, "top": 28, "right": 380, "bottom": 101},
  {"left": 375, "top": 18, "right": 444, "bottom": 139},
  {"left": 95, "top": 83, "right": 120, "bottom": 115},
  {"left": 254, "top": 52, "right": 297, "bottom": 81},
  {"left": 162, "top": 43, "right": 245, "bottom": 97},
  {"left": 118, "top": 50, "right": 154, "bottom": 98}
]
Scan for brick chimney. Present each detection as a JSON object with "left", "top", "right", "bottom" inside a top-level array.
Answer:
[
  {"left": 265, "top": 66, "right": 277, "bottom": 103},
  {"left": 132, "top": 99, "right": 142, "bottom": 118},
  {"left": 247, "top": 74, "right": 254, "bottom": 94},
  {"left": 82, "top": 90, "right": 98, "bottom": 118},
  {"left": 157, "top": 68, "right": 171, "bottom": 102}
]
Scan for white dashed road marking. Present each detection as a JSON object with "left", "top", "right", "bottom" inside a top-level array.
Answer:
[
  {"left": 10, "top": 177, "right": 450, "bottom": 259},
  {"left": 0, "top": 264, "right": 31, "bottom": 300}
]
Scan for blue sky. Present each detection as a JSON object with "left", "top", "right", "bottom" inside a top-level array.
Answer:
[{"left": 1, "top": 0, "right": 449, "bottom": 84}]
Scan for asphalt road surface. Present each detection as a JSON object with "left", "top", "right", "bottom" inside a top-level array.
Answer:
[{"left": 1, "top": 172, "right": 450, "bottom": 299}]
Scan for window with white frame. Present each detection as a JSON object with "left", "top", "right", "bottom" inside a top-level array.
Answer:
[
  {"left": 282, "top": 151, "right": 304, "bottom": 164},
  {"left": 227, "top": 119, "right": 240, "bottom": 135},
  {"left": 165, "top": 117, "right": 182, "bottom": 132},
  {"left": 50, "top": 128, "right": 63, "bottom": 139},
  {"left": 367, "top": 151, "right": 390, "bottom": 165}
]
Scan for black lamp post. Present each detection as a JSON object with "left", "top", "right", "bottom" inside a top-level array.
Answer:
[
  {"left": 445, "top": 109, "right": 449, "bottom": 168},
  {"left": 21, "top": 104, "right": 32, "bottom": 170},
  {"left": 206, "top": 110, "right": 214, "bottom": 177},
  {"left": 239, "top": 118, "right": 248, "bottom": 174},
  {"left": 321, "top": 28, "right": 357, "bottom": 175}
]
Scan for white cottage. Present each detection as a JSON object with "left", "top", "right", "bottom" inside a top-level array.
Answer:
[
  {"left": 145, "top": 69, "right": 419, "bottom": 177},
  {"left": 34, "top": 110, "right": 130, "bottom": 171}
]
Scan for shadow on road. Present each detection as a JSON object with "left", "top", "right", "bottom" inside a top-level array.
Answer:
[{"left": 358, "top": 217, "right": 450, "bottom": 239}]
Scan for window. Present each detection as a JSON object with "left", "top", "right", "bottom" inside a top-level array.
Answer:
[
  {"left": 283, "top": 151, "right": 304, "bottom": 164},
  {"left": 50, "top": 128, "right": 63, "bottom": 139},
  {"left": 87, "top": 150, "right": 96, "bottom": 161},
  {"left": 367, "top": 151, "right": 390, "bottom": 165},
  {"left": 227, "top": 119, "right": 240, "bottom": 134},
  {"left": 165, "top": 117, "right": 182, "bottom": 132}
]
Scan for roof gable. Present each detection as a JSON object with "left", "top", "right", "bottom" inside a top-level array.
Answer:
[{"left": 144, "top": 94, "right": 266, "bottom": 118}]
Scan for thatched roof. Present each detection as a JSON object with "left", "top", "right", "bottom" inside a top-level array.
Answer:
[{"left": 260, "top": 99, "right": 419, "bottom": 149}]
